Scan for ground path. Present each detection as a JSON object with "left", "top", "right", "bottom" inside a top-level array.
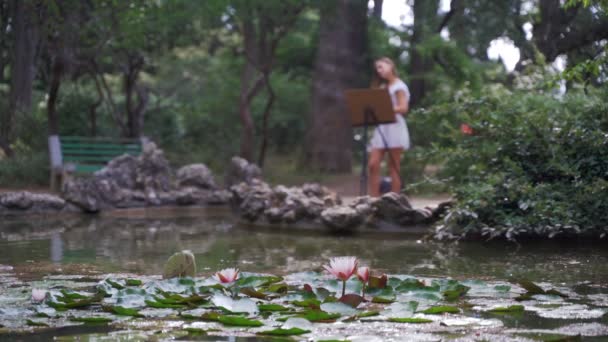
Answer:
[{"left": 319, "top": 172, "right": 451, "bottom": 209}]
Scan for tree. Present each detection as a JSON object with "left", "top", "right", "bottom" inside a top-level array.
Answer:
[
  {"left": 305, "top": 0, "right": 369, "bottom": 172},
  {"left": 0, "top": 0, "right": 40, "bottom": 157},
  {"left": 230, "top": 0, "right": 306, "bottom": 164}
]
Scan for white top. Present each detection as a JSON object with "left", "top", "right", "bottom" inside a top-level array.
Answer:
[
  {"left": 368, "top": 79, "right": 411, "bottom": 150},
  {"left": 387, "top": 80, "right": 410, "bottom": 114}
]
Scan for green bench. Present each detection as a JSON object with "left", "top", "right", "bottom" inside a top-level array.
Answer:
[{"left": 50, "top": 136, "right": 143, "bottom": 190}]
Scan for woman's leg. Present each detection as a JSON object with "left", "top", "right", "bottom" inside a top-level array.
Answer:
[
  {"left": 367, "top": 148, "right": 385, "bottom": 197},
  {"left": 387, "top": 148, "right": 403, "bottom": 193}
]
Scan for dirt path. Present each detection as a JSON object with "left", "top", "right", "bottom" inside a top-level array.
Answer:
[{"left": 320, "top": 172, "right": 451, "bottom": 209}]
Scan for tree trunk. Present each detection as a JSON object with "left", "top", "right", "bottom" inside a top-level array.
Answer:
[
  {"left": 47, "top": 59, "right": 64, "bottom": 136},
  {"left": 373, "top": 0, "right": 383, "bottom": 20},
  {"left": 124, "top": 53, "right": 147, "bottom": 138},
  {"left": 1, "top": 0, "right": 38, "bottom": 157},
  {"left": 305, "top": 0, "right": 369, "bottom": 172},
  {"left": 257, "top": 75, "right": 275, "bottom": 167},
  {"left": 409, "top": 0, "right": 439, "bottom": 108},
  {"left": 238, "top": 60, "right": 260, "bottom": 162}
]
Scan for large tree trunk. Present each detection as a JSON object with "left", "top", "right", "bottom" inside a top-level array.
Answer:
[
  {"left": 124, "top": 53, "right": 147, "bottom": 138},
  {"left": 305, "top": 0, "right": 368, "bottom": 172},
  {"left": 47, "top": 59, "right": 64, "bottom": 136},
  {"left": 409, "top": 0, "right": 439, "bottom": 108},
  {"left": 1, "top": 0, "right": 38, "bottom": 157}
]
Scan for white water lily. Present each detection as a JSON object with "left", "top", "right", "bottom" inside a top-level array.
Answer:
[
  {"left": 215, "top": 268, "right": 239, "bottom": 284},
  {"left": 31, "top": 289, "right": 47, "bottom": 302},
  {"left": 323, "top": 256, "right": 358, "bottom": 297}
]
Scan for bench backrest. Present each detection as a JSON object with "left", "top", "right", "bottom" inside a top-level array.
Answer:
[{"left": 59, "top": 136, "right": 142, "bottom": 173}]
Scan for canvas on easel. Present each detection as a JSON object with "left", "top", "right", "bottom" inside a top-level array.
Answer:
[
  {"left": 343, "top": 88, "right": 396, "bottom": 195},
  {"left": 344, "top": 88, "right": 395, "bottom": 127}
]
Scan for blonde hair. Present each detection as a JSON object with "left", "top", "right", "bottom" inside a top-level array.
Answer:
[{"left": 371, "top": 57, "right": 399, "bottom": 88}]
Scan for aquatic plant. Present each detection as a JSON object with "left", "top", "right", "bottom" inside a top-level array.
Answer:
[{"left": 323, "top": 256, "right": 358, "bottom": 296}]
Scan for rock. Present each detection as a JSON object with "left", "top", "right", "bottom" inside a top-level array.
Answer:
[
  {"left": 224, "top": 156, "right": 261, "bottom": 188},
  {"left": 177, "top": 164, "right": 217, "bottom": 189},
  {"left": 29, "top": 193, "right": 66, "bottom": 211},
  {"left": 0, "top": 192, "right": 66, "bottom": 213},
  {"left": 321, "top": 206, "right": 365, "bottom": 231},
  {"left": 94, "top": 154, "right": 138, "bottom": 189},
  {"left": 136, "top": 141, "right": 172, "bottom": 194},
  {"left": 372, "top": 192, "right": 414, "bottom": 220},
  {"left": 163, "top": 250, "right": 197, "bottom": 279},
  {"left": 0, "top": 192, "right": 33, "bottom": 210}
]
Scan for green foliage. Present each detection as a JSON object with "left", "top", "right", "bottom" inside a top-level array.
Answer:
[{"left": 431, "top": 87, "right": 608, "bottom": 240}]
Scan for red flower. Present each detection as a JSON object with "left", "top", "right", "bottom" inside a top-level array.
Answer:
[{"left": 460, "top": 123, "right": 474, "bottom": 135}]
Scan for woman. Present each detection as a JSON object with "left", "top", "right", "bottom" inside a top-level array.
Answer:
[{"left": 367, "top": 57, "right": 410, "bottom": 197}]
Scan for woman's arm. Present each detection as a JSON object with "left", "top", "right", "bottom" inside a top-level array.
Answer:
[{"left": 394, "top": 90, "right": 409, "bottom": 116}]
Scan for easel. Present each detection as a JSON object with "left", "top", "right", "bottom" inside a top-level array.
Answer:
[{"left": 344, "top": 89, "right": 396, "bottom": 196}]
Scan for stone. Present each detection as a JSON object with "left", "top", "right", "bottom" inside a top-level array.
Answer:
[
  {"left": 0, "top": 192, "right": 33, "bottom": 210},
  {"left": 224, "top": 156, "right": 262, "bottom": 188},
  {"left": 0, "top": 192, "right": 66, "bottom": 213},
  {"left": 177, "top": 164, "right": 217, "bottom": 189},
  {"left": 372, "top": 192, "right": 414, "bottom": 220},
  {"left": 321, "top": 206, "right": 364, "bottom": 230},
  {"left": 163, "top": 250, "right": 197, "bottom": 279}
]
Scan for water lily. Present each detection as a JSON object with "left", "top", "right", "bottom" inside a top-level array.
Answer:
[
  {"left": 357, "top": 266, "right": 370, "bottom": 297},
  {"left": 31, "top": 288, "right": 47, "bottom": 302},
  {"left": 215, "top": 268, "right": 239, "bottom": 284},
  {"left": 356, "top": 267, "right": 369, "bottom": 283},
  {"left": 323, "top": 256, "right": 358, "bottom": 296}
]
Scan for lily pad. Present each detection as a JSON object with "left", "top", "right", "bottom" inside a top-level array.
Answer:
[
  {"left": 297, "top": 310, "right": 341, "bottom": 322},
  {"left": 420, "top": 305, "right": 460, "bottom": 314},
  {"left": 257, "top": 327, "right": 311, "bottom": 336},
  {"left": 70, "top": 316, "right": 113, "bottom": 323},
  {"left": 488, "top": 305, "right": 525, "bottom": 313},
  {"left": 320, "top": 302, "right": 359, "bottom": 316},
  {"left": 259, "top": 304, "right": 290, "bottom": 312},
  {"left": 388, "top": 317, "right": 433, "bottom": 323},
  {"left": 217, "top": 315, "right": 263, "bottom": 327}
]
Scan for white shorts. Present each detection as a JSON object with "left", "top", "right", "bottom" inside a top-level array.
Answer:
[{"left": 368, "top": 115, "right": 410, "bottom": 151}]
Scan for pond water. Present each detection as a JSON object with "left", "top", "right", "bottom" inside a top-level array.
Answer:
[{"left": 1, "top": 208, "right": 607, "bottom": 341}]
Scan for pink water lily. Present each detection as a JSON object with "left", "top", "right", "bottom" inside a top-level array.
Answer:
[
  {"left": 215, "top": 268, "right": 239, "bottom": 284},
  {"left": 323, "top": 256, "right": 358, "bottom": 281},
  {"left": 323, "top": 256, "right": 358, "bottom": 296},
  {"left": 356, "top": 266, "right": 369, "bottom": 283},
  {"left": 31, "top": 288, "right": 47, "bottom": 302}
]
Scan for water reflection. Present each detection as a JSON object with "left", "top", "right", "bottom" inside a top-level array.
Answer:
[{"left": 0, "top": 211, "right": 607, "bottom": 285}]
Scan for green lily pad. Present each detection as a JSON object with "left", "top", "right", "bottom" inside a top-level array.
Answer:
[
  {"left": 388, "top": 317, "right": 433, "bottom": 323},
  {"left": 320, "top": 302, "right": 358, "bottom": 316},
  {"left": 104, "top": 305, "right": 144, "bottom": 317},
  {"left": 217, "top": 315, "right": 264, "bottom": 327},
  {"left": 259, "top": 304, "right": 290, "bottom": 312},
  {"left": 126, "top": 279, "right": 143, "bottom": 286},
  {"left": 494, "top": 285, "right": 511, "bottom": 292},
  {"left": 420, "top": 305, "right": 460, "bottom": 314},
  {"left": 70, "top": 316, "right": 113, "bottom": 323},
  {"left": 236, "top": 275, "right": 283, "bottom": 288},
  {"left": 488, "top": 305, "right": 525, "bottom": 313},
  {"left": 297, "top": 310, "right": 341, "bottom": 322},
  {"left": 26, "top": 319, "right": 49, "bottom": 327},
  {"left": 145, "top": 299, "right": 186, "bottom": 309},
  {"left": 256, "top": 327, "right": 311, "bottom": 336},
  {"left": 292, "top": 298, "right": 321, "bottom": 309},
  {"left": 372, "top": 295, "right": 396, "bottom": 303}
]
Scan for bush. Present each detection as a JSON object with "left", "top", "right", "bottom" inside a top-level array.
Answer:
[{"left": 429, "top": 87, "right": 608, "bottom": 240}]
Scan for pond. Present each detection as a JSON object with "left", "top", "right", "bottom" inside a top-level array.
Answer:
[{"left": 1, "top": 208, "right": 607, "bottom": 341}]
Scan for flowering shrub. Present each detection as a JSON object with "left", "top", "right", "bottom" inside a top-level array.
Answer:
[{"left": 430, "top": 88, "right": 608, "bottom": 240}]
